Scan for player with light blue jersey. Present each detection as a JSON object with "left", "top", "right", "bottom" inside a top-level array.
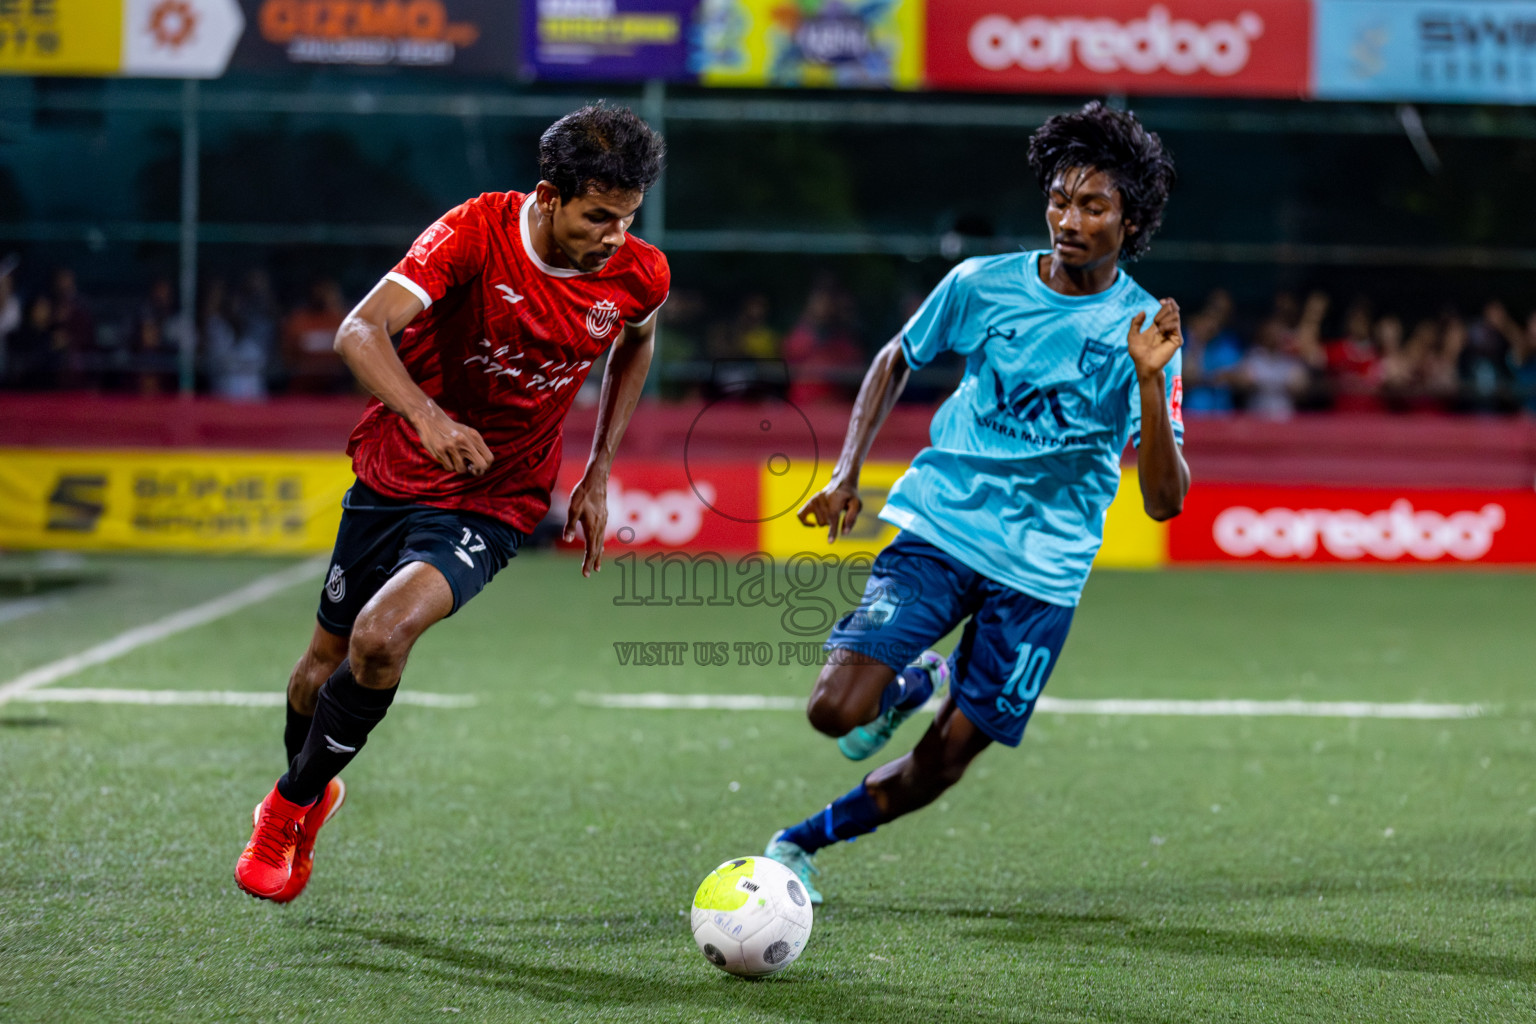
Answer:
[
  {"left": 766, "top": 103, "right": 1190, "bottom": 904},
  {"left": 883, "top": 248, "right": 1183, "bottom": 606}
]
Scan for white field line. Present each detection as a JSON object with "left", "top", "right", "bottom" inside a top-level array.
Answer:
[
  {"left": 9, "top": 688, "right": 476, "bottom": 708},
  {"left": 0, "top": 557, "right": 327, "bottom": 705},
  {"left": 579, "top": 692, "right": 1487, "bottom": 720}
]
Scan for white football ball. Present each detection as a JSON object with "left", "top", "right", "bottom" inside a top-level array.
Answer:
[{"left": 690, "top": 856, "right": 814, "bottom": 977}]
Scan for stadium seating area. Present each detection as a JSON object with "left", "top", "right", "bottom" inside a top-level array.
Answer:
[{"left": 5, "top": 263, "right": 1535, "bottom": 417}]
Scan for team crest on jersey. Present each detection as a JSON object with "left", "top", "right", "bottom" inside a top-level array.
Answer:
[
  {"left": 407, "top": 221, "right": 454, "bottom": 264},
  {"left": 1077, "top": 337, "right": 1117, "bottom": 376},
  {"left": 585, "top": 299, "right": 621, "bottom": 339},
  {"left": 325, "top": 564, "right": 346, "bottom": 603}
]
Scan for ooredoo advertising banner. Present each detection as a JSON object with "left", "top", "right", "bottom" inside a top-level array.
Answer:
[
  {"left": 925, "top": 0, "right": 1311, "bottom": 96},
  {"left": 1312, "top": 0, "right": 1536, "bottom": 104},
  {"left": 553, "top": 459, "right": 762, "bottom": 552},
  {"left": 1169, "top": 485, "right": 1536, "bottom": 566},
  {"left": 230, "top": 0, "right": 516, "bottom": 72},
  {"left": 523, "top": 0, "right": 697, "bottom": 81}
]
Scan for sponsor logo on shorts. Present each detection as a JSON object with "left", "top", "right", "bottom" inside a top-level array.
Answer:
[{"left": 325, "top": 564, "right": 346, "bottom": 602}]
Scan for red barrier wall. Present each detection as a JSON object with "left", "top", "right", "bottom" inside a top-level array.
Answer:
[{"left": 3, "top": 394, "right": 1535, "bottom": 488}]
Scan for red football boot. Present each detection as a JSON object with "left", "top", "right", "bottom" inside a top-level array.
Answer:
[
  {"left": 234, "top": 783, "right": 313, "bottom": 900},
  {"left": 270, "top": 778, "right": 346, "bottom": 904}
]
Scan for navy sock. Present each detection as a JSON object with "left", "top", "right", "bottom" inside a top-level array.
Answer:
[
  {"left": 284, "top": 701, "right": 312, "bottom": 771},
  {"left": 778, "top": 782, "right": 885, "bottom": 855},
  {"left": 877, "top": 665, "right": 935, "bottom": 716},
  {"left": 277, "top": 660, "right": 396, "bottom": 806}
]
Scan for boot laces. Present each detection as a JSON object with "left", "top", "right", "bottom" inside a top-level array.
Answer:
[{"left": 249, "top": 806, "right": 303, "bottom": 870}]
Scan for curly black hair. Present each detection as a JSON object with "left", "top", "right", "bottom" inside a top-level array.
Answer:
[
  {"left": 1026, "top": 101, "right": 1175, "bottom": 261},
  {"left": 539, "top": 103, "right": 665, "bottom": 202}
]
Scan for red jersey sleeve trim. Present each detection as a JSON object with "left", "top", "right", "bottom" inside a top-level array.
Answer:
[
  {"left": 385, "top": 271, "right": 433, "bottom": 310},
  {"left": 625, "top": 292, "right": 668, "bottom": 327}
]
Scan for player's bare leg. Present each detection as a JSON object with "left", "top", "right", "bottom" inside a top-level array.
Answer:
[
  {"left": 237, "top": 562, "right": 453, "bottom": 900},
  {"left": 861, "top": 696, "right": 992, "bottom": 818},
  {"left": 804, "top": 649, "right": 896, "bottom": 737},
  {"left": 805, "top": 647, "right": 950, "bottom": 762},
  {"left": 345, "top": 561, "right": 454, "bottom": 689},
  {"left": 771, "top": 652, "right": 963, "bottom": 903},
  {"left": 287, "top": 624, "right": 348, "bottom": 717}
]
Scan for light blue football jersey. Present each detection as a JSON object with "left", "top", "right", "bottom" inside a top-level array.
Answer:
[{"left": 880, "top": 250, "right": 1184, "bottom": 606}]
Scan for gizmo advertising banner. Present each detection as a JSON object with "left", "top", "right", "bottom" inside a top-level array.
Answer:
[{"left": 231, "top": 0, "right": 516, "bottom": 72}]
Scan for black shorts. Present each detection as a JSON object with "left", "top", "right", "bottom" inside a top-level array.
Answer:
[{"left": 315, "top": 479, "right": 526, "bottom": 636}]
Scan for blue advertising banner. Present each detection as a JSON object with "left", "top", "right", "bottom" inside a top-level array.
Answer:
[
  {"left": 1313, "top": 0, "right": 1536, "bottom": 103},
  {"left": 522, "top": 0, "right": 697, "bottom": 81}
]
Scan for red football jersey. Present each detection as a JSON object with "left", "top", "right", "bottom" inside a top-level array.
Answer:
[{"left": 347, "top": 191, "right": 670, "bottom": 531}]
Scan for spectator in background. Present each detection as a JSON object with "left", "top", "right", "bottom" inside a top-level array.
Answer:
[
  {"left": 705, "top": 292, "right": 780, "bottom": 361},
  {"left": 1511, "top": 310, "right": 1536, "bottom": 415},
  {"left": 0, "top": 261, "right": 19, "bottom": 382},
  {"left": 47, "top": 267, "right": 94, "bottom": 388},
  {"left": 1237, "top": 307, "right": 1309, "bottom": 419},
  {"left": 1373, "top": 314, "right": 1414, "bottom": 410},
  {"left": 732, "top": 293, "right": 779, "bottom": 360},
  {"left": 1323, "top": 296, "right": 1384, "bottom": 412},
  {"left": 127, "top": 308, "right": 178, "bottom": 395},
  {"left": 127, "top": 276, "right": 186, "bottom": 395},
  {"left": 204, "top": 277, "right": 269, "bottom": 401},
  {"left": 783, "top": 277, "right": 861, "bottom": 404},
  {"left": 1458, "top": 302, "right": 1514, "bottom": 413},
  {"left": 234, "top": 270, "right": 279, "bottom": 392},
  {"left": 1419, "top": 312, "right": 1467, "bottom": 412},
  {"left": 280, "top": 278, "right": 350, "bottom": 394},
  {"left": 12, "top": 293, "right": 62, "bottom": 388},
  {"left": 1181, "top": 288, "right": 1244, "bottom": 415}
]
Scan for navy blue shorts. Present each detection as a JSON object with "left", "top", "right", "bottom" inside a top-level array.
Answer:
[
  {"left": 316, "top": 480, "right": 525, "bottom": 636},
  {"left": 825, "top": 532, "right": 1075, "bottom": 747}
]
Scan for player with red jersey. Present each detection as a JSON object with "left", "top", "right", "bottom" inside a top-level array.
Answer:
[{"left": 234, "top": 105, "right": 668, "bottom": 902}]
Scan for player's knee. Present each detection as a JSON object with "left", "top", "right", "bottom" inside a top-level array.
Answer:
[
  {"left": 348, "top": 614, "right": 415, "bottom": 681},
  {"left": 805, "top": 686, "right": 863, "bottom": 737},
  {"left": 805, "top": 696, "right": 846, "bottom": 737}
]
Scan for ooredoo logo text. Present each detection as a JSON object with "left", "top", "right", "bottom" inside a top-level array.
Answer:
[
  {"left": 968, "top": 4, "right": 1264, "bottom": 77},
  {"left": 1212, "top": 499, "right": 1507, "bottom": 562},
  {"left": 925, "top": 0, "right": 1310, "bottom": 96}
]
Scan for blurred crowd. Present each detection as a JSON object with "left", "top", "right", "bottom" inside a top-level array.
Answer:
[
  {"left": 681, "top": 282, "right": 1536, "bottom": 417},
  {"left": 4, "top": 262, "right": 1534, "bottom": 418},
  {"left": 1180, "top": 289, "right": 1536, "bottom": 418},
  {"left": 0, "top": 265, "right": 356, "bottom": 399}
]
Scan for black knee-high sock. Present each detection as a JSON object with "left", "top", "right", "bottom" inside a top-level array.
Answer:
[
  {"left": 277, "top": 660, "right": 396, "bottom": 806},
  {"left": 284, "top": 702, "right": 313, "bottom": 772}
]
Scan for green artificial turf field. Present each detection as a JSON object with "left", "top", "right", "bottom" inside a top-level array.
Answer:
[{"left": 1, "top": 553, "right": 1532, "bottom": 1023}]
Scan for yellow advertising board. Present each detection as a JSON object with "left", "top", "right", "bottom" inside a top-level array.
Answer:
[
  {"left": 0, "top": 0, "right": 122, "bottom": 75},
  {"left": 0, "top": 448, "right": 352, "bottom": 554},
  {"left": 694, "top": 0, "right": 923, "bottom": 90},
  {"left": 759, "top": 459, "right": 1167, "bottom": 568}
]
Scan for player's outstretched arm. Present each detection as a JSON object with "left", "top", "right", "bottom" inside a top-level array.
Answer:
[
  {"left": 336, "top": 278, "right": 493, "bottom": 477},
  {"left": 797, "top": 334, "right": 913, "bottom": 543},
  {"left": 565, "top": 316, "right": 656, "bottom": 577},
  {"left": 1128, "top": 298, "right": 1191, "bottom": 521}
]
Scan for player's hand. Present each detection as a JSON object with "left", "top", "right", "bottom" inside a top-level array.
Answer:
[
  {"left": 1127, "top": 298, "right": 1182, "bottom": 381},
  {"left": 797, "top": 478, "right": 862, "bottom": 544},
  {"left": 564, "top": 472, "right": 608, "bottom": 578},
  {"left": 415, "top": 406, "right": 493, "bottom": 477}
]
